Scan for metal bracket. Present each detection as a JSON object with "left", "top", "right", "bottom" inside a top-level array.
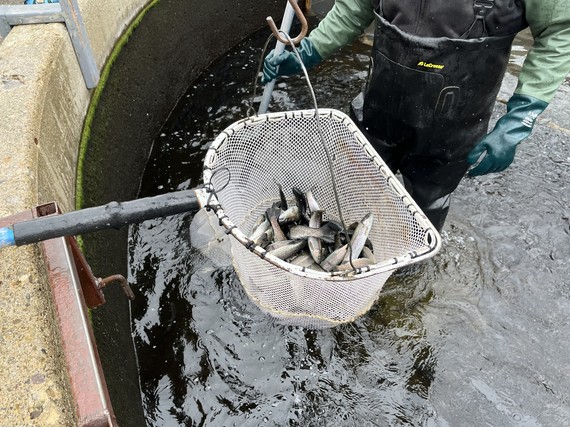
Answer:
[
  {"left": 0, "top": 0, "right": 99, "bottom": 88},
  {"left": 33, "top": 201, "right": 135, "bottom": 308}
]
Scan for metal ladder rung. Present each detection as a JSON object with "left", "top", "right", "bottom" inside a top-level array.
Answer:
[{"left": 0, "top": 1, "right": 99, "bottom": 88}]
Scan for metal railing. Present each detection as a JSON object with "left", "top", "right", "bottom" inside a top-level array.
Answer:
[{"left": 0, "top": 0, "right": 99, "bottom": 88}]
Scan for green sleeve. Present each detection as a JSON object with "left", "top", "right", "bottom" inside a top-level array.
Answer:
[
  {"left": 307, "top": 0, "right": 375, "bottom": 60},
  {"left": 516, "top": 0, "right": 570, "bottom": 103}
]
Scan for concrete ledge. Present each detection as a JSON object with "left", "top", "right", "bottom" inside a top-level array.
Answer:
[
  {"left": 0, "top": 23, "right": 81, "bottom": 427},
  {"left": 0, "top": 0, "right": 148, "bottom": 424}
]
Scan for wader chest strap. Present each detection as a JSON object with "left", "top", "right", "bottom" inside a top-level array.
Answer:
[{"left": 462, "top": 0, "right": 496, "bottom": 38}]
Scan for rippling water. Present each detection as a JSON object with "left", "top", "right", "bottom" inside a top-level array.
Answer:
[{"left": 129, "top": 19, "right": 570, "bottom": 427}]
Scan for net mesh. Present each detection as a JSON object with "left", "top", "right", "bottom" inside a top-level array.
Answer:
[{"left": 200, "top": 109, "right": 440, "bottom": 329}]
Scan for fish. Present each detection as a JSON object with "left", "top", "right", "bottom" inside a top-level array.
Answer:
[
  {"left": 347, "top": 221, "right": 360, "bottom": 232},
  {"left": 251, "top": 213, "right": 266, "bottom": 231},
  {"left": 361, "top": 246, "right": 377, "bottom": 264},
  {"left": 249, "top": 217, "right": 271, "bottom": 245},
  {"left": 279, "top": 206, "right": 301, "bottom": 224},
  {"left": 308, "top": 210, "right": 325, "bottom": 264},
  {"left": 265, "top": 239, "right": 297, "bottom": 252},
  {"left": 266, "top": 239, "right": 307, "bottom": 260},
  {"left": 323, "top": 220, "right": 343, "bottom": 232},
  {"left": 333, "top": 232, "right": 344, "bottom": 250},
  {"left": 266, "top": 206, "right": 288, "bottom": 242},
  {"left": 307, "top": 262, "right": 326, "bottom": 272},
  {"left": 251, "top": 187, "right": 377, "bottom": 274},
  {"left": 305, "top": 190, "right": 321, "bottom": 214},
  {"left": 342, "top": 213, "right": 374, "bottom": 264},
  {"left": 288, "top": 224, "right": 337, "bottom": 243},
  {"left": 277, "top": 183, "right": 288, "bottom": 210},
  {"left": 292, "top": 187, "right": 307, "bottom": 218},
  {"left": 335, "top": 257, "right": 375, "bottom": 272},
  {"left": 321, "top": 244, "right": 348, "bottom": 272},
  {"left": 288, "top": 250, "right": 316, "bottom": 268},
  {"left": 255, "top": 228, "right": 274, "bottom": 248}
]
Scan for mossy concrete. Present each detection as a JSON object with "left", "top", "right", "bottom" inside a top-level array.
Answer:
[
  {"left": 0, "top": 0, "right": 285, "bottom": 425},
  {"left": 78, "top": 2, "right": 282, "bottom": 425},
  {"left": 0, "top": 0, "right": 155, "bottom": 424}
]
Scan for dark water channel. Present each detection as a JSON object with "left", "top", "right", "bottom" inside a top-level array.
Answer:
[{"left": 128, "top": 20, "right": 570, "bottom": 427}]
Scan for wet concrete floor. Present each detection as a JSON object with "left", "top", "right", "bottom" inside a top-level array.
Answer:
[{"left": 128, "top": 21, "right": 570, "bottom": 427}]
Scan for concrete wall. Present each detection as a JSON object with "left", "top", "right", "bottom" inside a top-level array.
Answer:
[
  {"left": 78, "top": 1, "right": 282, "bottom": 426},
  {"left": 0, "top": 1, "right": 146, "bottom": 424},
  {"left": 0, "top": 0, "right": 282, "bottom": 425}
]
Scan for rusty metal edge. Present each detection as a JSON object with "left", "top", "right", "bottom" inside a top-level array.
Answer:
[
  {"left": 0, "top": 207, "right": 119, "bottom": 425},
  {"left": 29, "top": 202, "right": 119, "bottom": 426},
  {"left": 40, "top": 234, "right": 119, "bottom": 426}
]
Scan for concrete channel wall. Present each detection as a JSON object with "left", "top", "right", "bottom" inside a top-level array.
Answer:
[
  {"left": 0, "top": 1, "right": 146, "bottom": 425},
  {"left": 0, "top": 0, "right": 283, "bottom": 425}
]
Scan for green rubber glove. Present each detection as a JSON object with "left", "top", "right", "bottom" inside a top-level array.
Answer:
[
  {"left": 467, "top": 94, "right": 548, "bottom": 176},
  {"left": 261, "top": 38, "right": 323, "bottom": 84}
]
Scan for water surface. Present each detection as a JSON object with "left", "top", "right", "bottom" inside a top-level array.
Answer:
[{"left": 129, "top": 22, "right": 570, "bottom": 427}]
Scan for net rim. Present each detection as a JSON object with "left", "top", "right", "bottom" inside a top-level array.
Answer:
[{"left": 199, "top": 108, "right": 442, "bottom": 281}]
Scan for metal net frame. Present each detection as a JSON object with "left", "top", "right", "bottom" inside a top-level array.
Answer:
[{"left": 197, "top": 108, "right": 441, "bottom": 329}]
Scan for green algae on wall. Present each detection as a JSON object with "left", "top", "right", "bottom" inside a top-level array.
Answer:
[{"left": 76, "top": 0, "right": 160, "bottom": 210}]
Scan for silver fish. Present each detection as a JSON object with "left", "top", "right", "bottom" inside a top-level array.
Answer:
[
  {"left": 308, "top": 210, "right": 326, "bottom": 264},
  {"left": 288, "top": 225, "right": 337, "bottom": 243},
  {"left": 292, "top": 187, "right": 307, "bottom": 218},
  {"left": 321, "top": 244, "right": 348, "bottom": 272},
  {"left": 249, "top": 217, "right": 271, "bottom": 245},
  {"left": 288, "top": 250, "right": 315, "bottom": 268},
  {"left": 266, "top": 240, "right": 307, "bottom": 260},
  {"left": 305, "top": 190, "right": 321, "bottom": 214},
  {"left": 279, "top": 206, "right": 301, "bottom": 223},
  {"left": 309, "top": 210, "right": 322, "bottom": 228},
  {"left": 265, "top": 239, "right": 296, "bottom": 252},
  {"left": 347, "top": 221, "right": 360, "bottom": 231},
  {"left": 277, "top": 183, "right": 288, "bottom": 210},
  {"left": 256, "top": 229, "right": 274, "bottom": 248},
  {"left": 267, "top": 206, "right": 288, "bottom": 241},
  {"left": 307, "top": 262, "right": 326, "bottom": 272},
  {"left": 335, "top": 257, "right": 375, "bottom": 272},
  {"left": 251, "top": 214, "right": 266, "bottom": 231},
  {"left": 333, "top": 234, "right": 341, "bottom": 248},
  {"left": 361, "top": 246, "right": 377, "bottom": 264},
  {"left": 342, "top": 213, "right": 374, "bottom": 264},
  {"left": 323, "top": 220, "right": 343, "bottom": 232}
]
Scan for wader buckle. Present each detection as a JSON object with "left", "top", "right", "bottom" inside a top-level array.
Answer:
[{"left": 474, "top": 0, "right": 495, "bottom": 18}]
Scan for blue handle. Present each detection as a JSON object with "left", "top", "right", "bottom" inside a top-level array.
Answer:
[{"left": 0, "top": 227, "right": 15, "bottom": 248}]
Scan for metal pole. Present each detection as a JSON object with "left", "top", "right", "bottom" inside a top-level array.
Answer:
[
  {"left": 0, "top": 2, "right": 98, "bottom": 88},
  {"left": 58, "top": 0, "right": 99, "bottom": 88},
  {"left": 0, "top": 189, "right": 200, "bottom": 247},
  {"left": 258, "top": 0, "right": 298, "bottom": 114},
  {"left": 0, "top": 4, "right": 64, "bottom": 38}
]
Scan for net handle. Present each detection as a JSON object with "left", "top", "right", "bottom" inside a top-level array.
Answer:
[{"left": 249, "top": 30, "right": 320, "bottom": 117}]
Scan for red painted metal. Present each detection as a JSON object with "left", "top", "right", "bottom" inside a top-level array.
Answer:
[
  {"left": 0, "top": 208, "right": 34, "bottom": 228},
  {"left": 33, "top": 202, "right": 108, "bottom": 308},
  {"left": 67, "top": 235, "right": 106, "bottom": 308},
  {"left": 32, "top": 202, "right": 119, "bottom": 426},
  {"left": 2, "top": 201, "right": 140, "bottom": 425}
]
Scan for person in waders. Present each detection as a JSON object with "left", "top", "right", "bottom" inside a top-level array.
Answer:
[{"left": 261, "top": 0, "right": 570, "bottom": 232}]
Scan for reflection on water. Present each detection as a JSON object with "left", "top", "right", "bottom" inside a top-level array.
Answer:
[{"left": 129, "top": 21, "right": 570, "bottom": 427}]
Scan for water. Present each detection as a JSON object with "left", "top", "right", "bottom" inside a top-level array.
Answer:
[{"left": 128, "top": 23, "right": 570, "bottom": 427}]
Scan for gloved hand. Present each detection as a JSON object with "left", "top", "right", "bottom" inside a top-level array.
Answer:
[
  {"left": 467, "top": 93, "right": 548, "bottom": 176},
  {"left": 261, "top": 38, "right": 323, "bottom": 84}
]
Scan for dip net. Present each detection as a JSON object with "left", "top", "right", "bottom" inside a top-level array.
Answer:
[{"left": 197, "top": 108, "right": 440, "bottom": 329}]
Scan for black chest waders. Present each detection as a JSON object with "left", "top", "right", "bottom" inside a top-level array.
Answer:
[{"left": 350, "top": 0, "right": 526, "bottom": 231}]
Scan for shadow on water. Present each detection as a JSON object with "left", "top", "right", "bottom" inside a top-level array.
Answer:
[{"left": 129, "top": 20, "right": 570, "bottom": 427}]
